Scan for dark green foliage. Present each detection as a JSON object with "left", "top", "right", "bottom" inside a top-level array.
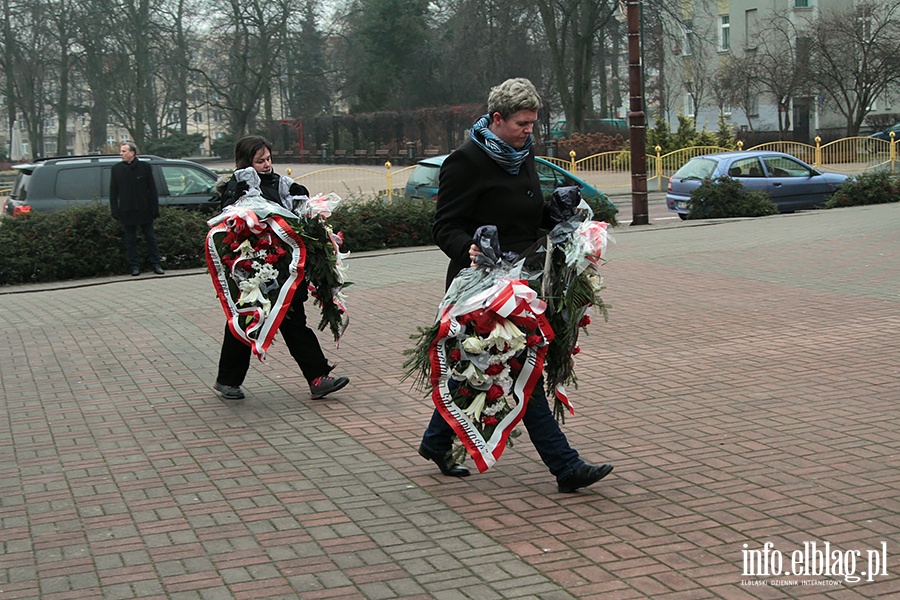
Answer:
[
  {"left": 328, "top": 198, "right": 435, "bottom": 252},
  {"left": 144, "top": 131, "right": 206, "bottom": 158},
  {"left": 0, "top": 193, "right": 617, "bottom": 285},
  {"left": 583, "top": 196, "right": 619, "bottom": 226},
  {"left": 647, "top": 115, "right": 725, "bottom": 154},
  {"left": 687, "top": 176, "right": 779, "bottom": 219},
  {"left": 154, "top": 208, "right": 214, "bottom": 270},
  {"left": 211, "top": 135, "right": 235, "bottom": 160},
  {"left": 0, "top": 205, "right": 211, "bottom": 285},
  {"left": 826, "top": 171, "right": 900, "bottom": 208}
]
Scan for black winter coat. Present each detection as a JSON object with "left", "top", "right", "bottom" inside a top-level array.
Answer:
[
  {"left": 432, "top": 139, "right": 551, "bottom": 289},
  {"left": 110, "top": 158, "right": 159, "bottom": 226}
]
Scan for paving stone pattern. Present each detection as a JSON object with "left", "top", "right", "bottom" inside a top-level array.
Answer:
[{"left": 1, "top": 204, "right": 898, "bottom": 599}]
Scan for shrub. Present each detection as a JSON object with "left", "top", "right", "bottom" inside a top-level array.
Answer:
[
  {"left": 144, "top": 131, "right": 206, "bottom": 158},
  {"left": 826, "top": 171, "right": 900, "bottom": 208},
  {"left": 0, "top": 205, "right": 214, "bottom": 284},
  {"left": 328, "top": 198, "right": 434, "bottom": 252},
  {"left": 0, "top": 191, "right": 619, "bottom": 285},
  {"left": 687, "top": 176, "right": 779, "bottom": 219},
  {"left": 557, "top": 131, "right": 628, "bottom": 158}
]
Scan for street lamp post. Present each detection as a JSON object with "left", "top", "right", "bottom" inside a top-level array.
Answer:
[{"left": 627, "top": 0, "right": 649, "bottom": 225}]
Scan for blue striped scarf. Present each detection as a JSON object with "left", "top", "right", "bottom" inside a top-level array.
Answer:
[{"left": 470, "top": 113, "right": 532, "bottom": 175}]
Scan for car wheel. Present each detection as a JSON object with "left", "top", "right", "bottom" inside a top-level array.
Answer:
[{"left": 679, "top": 213, "right": 688, "bottom": 220}]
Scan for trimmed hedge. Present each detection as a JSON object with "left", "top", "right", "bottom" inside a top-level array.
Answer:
[
  {"left": 687, "top": 176, "right": 779, "bottom": 219},
  {"left": 0, "top": 191, "right": 619, "bottom": 286},
  {"left": 826, "top": 171, "right": 900, "bottom": 208}
]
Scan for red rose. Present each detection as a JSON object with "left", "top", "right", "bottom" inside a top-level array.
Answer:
[
  {"left": 484, "top": 364, "right": 503, "bottom": 376},
  {"left": 482, "top": 416, "right": 499, "bottom": 426},
  {"left": 526, "top": 334, "right": 542, "bottom": 347},
  {"left": 233, "top": 258, "right": 253, "bottom": 272},
  {"left": 265, "top": 253, "right": 279, "bottom": 264},
  {"left": 579, "top": 315, "right": 591, "bottom": 327},
  {"left": 572, "top": 346, "right": 581, "bottom": 355},
  {"left": 450, "top": 349, "right": 462, "bottom": 361},
  {"left": 472, "top": 310, "right": 496, "bottom": 335},
  {"left": 486, "top": 385, "right": 504, "bottom": 401}
]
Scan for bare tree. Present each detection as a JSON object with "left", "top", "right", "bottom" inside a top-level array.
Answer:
[
  {"left": 3, "top": 0, "right": 54, "bottom": 158},
  {"left": 535, "top": 0, "right": 617, "bottom": 133},
  {"left": 194, "top": 0, "right": 292, "bottom": 137},
  {"left": 806, "top": 0, "right": 900, "bottom": 136}
]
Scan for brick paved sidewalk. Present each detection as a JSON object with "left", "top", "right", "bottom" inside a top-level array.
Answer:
[{"left": 1, "top": 204, "right": 898, "bottom": 599}]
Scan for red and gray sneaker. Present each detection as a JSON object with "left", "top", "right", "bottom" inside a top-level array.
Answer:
[{"left": 309, "top": 375, "right": 349, "bottom": 399}]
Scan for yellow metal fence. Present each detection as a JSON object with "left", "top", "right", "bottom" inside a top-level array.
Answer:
[{"left": 280, "top": 135, "right": 898, "bottom": 200}]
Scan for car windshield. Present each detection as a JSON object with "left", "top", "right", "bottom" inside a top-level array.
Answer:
[
  {"left": 407, "top": 164, "right": 439, "bottom": 188},
  {"left": 673, "top": 158, "right": 717, "bottom": 180}
]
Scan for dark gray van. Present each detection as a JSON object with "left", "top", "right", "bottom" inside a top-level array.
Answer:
[{"left": 3, "top": 154, "right": 221, "bottom": 217}]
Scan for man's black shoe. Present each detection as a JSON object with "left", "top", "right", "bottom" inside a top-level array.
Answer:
[
  {"left": 131, "top": 267, "right": 140, "bottom": 276},
  {"left": 418, "top": 444, "right": 470, "bottom": 477},
  {"left": 153, "top": 264, "right": 165, "bottom": 275},
  {"left": 558, "top": 463, "right": 614, "bottom": 493}
]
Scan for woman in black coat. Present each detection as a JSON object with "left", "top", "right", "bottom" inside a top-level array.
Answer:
[
  {"left": 212, "top": 136, "right": 350, "bottom": 402},
  {"left": 418, "top": 78, "right": 614, "bottom": 493}
]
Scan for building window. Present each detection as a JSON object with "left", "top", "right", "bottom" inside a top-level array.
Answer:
[
  {"left": 857, "top": 4, "right": 873, "bottom": 41},
  {"left": 685, "top": 83, "right": 696, "bottom": 118},
  {"left": 747, "top": 94, "right": 759, "bottom": 117},
  {"left": 719, "top": 15, "right": 730, "bottom": 52},
  {"left": 794, "top": 0, "right": 811, "bottom": 7},
  {"left": 682, "top": 19, "right": 693, "bottom": 56},
  {"left": 745, "top": 9, "right": 758, "bottom": 50}
]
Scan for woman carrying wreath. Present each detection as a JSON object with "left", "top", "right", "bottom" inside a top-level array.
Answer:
[
  {"left": 417, "top": 78, "right": 613, "bottom": 493},
  {"left": 212, "top": 135, "right": 350, "bottom": 401}
]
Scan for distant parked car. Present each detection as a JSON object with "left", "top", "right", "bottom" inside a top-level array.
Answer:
[
  {"left": 666, "top": 151, "right": 850, "bottom": 219},
  {"left": 550, "top": 118, "right": 627, "bottom": 139},
  {"left": 3, "top": 154, "right": 220, "bottom": 217},
  {"left": 403, "top": 154, "right": 617, "bottom": 219},
  {"left": 870, "top": 122, "right": 900, "bottom": 141}
]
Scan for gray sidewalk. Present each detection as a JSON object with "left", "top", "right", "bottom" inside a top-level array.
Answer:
[{"left": 1, "top": 204, "right": 898, "bottom": 599}]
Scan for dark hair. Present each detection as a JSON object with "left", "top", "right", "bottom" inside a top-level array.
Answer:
[{"left": 234, "top": 135, "right": 273, "bottom": 169}]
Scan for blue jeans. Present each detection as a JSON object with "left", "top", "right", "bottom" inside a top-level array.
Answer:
[
  {"left": 420, "top": 376, "right": 584, "bottom": 482},
  {"left": 123, "top": 222, "right": 161, "bottom": 269}
]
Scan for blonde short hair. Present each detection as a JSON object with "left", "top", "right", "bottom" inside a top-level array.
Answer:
[{"left": 487, "top": 78, "right": 542, "bottom": 118}]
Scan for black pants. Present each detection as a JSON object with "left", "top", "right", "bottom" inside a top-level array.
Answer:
[
  {"left": 123, "top": 222, "right": 161, "bottom": 269},
  {"left": 216, "top": 289, "right": 331, "bottom": 387}
]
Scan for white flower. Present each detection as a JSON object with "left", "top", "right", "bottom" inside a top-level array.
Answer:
[
  {"left": 463, "top": 392, "right": 487, "bottom": 421},
  {"left": 451, "top": 363, "right": 487, "bottom": 387},
  {"left": 237, "top": 280, "right": 271, "bottom": 315},
  {"left": 484, "top": 319, "right": 526, "bottom": 353},
  {"left": 482, "top": 399, "right": 506, "bottom": 416},
  {"left": 461, "top": 336, "right": 486, "bottom": 354}
]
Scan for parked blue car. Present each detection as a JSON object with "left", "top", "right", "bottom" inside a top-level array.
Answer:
[
  {"left": 666, "top": 151, "right": 850, "bottom": 219},
  {"left": 404, "top": 154, "right": 616, "bottom": 216}
]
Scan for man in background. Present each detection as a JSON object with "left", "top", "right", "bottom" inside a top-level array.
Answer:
[{"left": 110, "top": 142, "right": 164, "bottom": 276}]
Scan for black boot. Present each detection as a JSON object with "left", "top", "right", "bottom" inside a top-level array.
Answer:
[
  {"left": 558, "top": 463, "right": 614, "bottom": 493},
  {"left": 418, "top": 445, "right": 470, "bottom": 477}
]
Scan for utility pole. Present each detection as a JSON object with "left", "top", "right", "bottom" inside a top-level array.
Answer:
[{"left": 627, "top": 0, "right": 649, "bottom": 225}]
